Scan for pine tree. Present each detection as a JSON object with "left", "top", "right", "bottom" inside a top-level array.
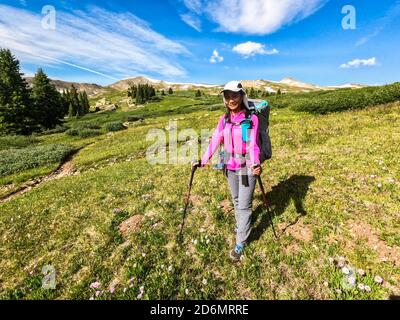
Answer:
[
  {"left": 31, "top": 68, "right": 64, "bottom": 130},
  {"left": 82, "top": 91, "right": 90, "bottom": 113},
  {"left": 277, "top": 88, "right": 282, "bottom": 95},
  {"left": 168, "top": 87, "right": 173, "bottom": 95},
  {"left": 136, "top": 85, "right": 144, "bottom": 104},
  {"left": 67, "top": 85, "right": 81, "bottom": 117},
  {"left": 195, "top": 89, "right": 201, "bottom": 97},
  {"left": 0, "top": 48, "right": 36, "bottom": 135}
]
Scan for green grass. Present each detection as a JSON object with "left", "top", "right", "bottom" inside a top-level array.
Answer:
[{"left": 0, "top": 92, "right": 399, "bottom": 300}]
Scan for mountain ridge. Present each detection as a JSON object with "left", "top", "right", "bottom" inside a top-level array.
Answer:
[{"left": 24, "top": 75, "right": 369, "bottom": 95}]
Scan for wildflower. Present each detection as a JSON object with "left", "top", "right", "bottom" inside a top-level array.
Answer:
[
  {"left": 374, "top": 276, "right": 383, "bottom": 284},
  {"left": 168, "top": 265, "right": 173, "bottom": 272},
  {"left": 342, "top": 267, "right": 350, "bottom": 275},
  {"left": 129, "top": 284, "right": 133, "bottom": 288},
  {"left": 137, "top": 292, "right": 143, "bottom": 299},
  {"left": 364, "top": 285, "right": 372, "bottom": 292},
  {"left": 377, "top": 183, "right": 382, "bottom": 188},
  {"left": 348, "top": 275, "right": 356, "bottom": 286},
  {"left": 357, "top": 283, "right": 365, "bottom": 291},
  {"left": 357, "top": 269, "right": 365, "bottom": 276},
  {"left": 130, "top": 277, "right": 135, "bottom": 284},
  {"left": 193, "top": 239, "right": 198, "bottom": 245},
  {"left": 90, "top": 281, "right": 101, "bottom": 290},
  {"left": 89, "top": 297, "right": 95, "bottom": 300},
  {"left": 335, "top": 289, "right": 342, "bottom": 294},
  {"left": 142, "top": 253, "right": 146, "bottom": 257},
  {"left": 123, "top": 287, "right": 127, "bottom": 293},
  {"left": 323, "top": 281, "right": 329, "bottom": 287},
  {"left": 185, "top": 289, "right": 189, "bottom": 295},
  {"left": 109, "top": 287, "right": 115, "bottom": 294},
  {"left": 206, "top": 239, "right": 210, "bottom": 244},
  {"left": 161, "top": 264, "right": 165, "bottom": 269},
  {"left": 202, "top": 278, "right": 207, "bottom": 285},
  {"left": 337, "top": 261, "right": 345, "bottom": 268},
  {"left": 140, "top": 286, "right": 145, "bottom": 293},
  {"left": 95, "top": 290, "right": 102, "bottom": 297},
  {"left": 328, "top": 257, "right": 334, "bottom": 263}
]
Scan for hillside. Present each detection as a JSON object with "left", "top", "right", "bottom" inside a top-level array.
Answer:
[
  {"left": 25, "top": 77, "right": 107, "bottom": 96},
  {"left": 0, "top": 90, "right": 399, "bottom": 300},
  {"left": 24, "top": 75, "right": 367, "bottom": 96}
]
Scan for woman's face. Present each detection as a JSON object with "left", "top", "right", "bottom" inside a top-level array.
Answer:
[{"left": 224, "top": 91, "right": 243, "bottom": 111}]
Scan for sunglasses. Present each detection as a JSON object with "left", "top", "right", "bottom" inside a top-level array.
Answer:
[{"left": 223, "top": 91, "right": 241, "bottom": 100}]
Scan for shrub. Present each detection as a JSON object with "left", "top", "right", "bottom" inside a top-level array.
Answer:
[
  {"left": 267, "top": 82, "right": 400, "bottom": 114},
  {"left": 78, "top": 129, "right": 102, "bottom": 138},
  {"left": 66, "top": 128, "right": 79, "bottom": 137},
  {"left": 0, "top": 144, "right": 75, "bottom": 177},
  {"left": 105, "top": 121, "right": 126, "bottom": 132},
  {"left": 126, "top": 115, "right": 144, "bottom": 122},
  {"left": 40, "top": 125, "right": 69, "bottom": 135},
  {"left": 0, "top": 135, "right": 38, "bottom": 151}
]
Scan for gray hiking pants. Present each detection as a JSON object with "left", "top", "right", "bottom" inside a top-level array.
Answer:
[{"left": 226, "top": 169, "right": 257, "bottom": 246}]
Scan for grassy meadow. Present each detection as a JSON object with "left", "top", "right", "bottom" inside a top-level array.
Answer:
[{"left": 0, "top": 90, "right": 399, "bottom": 300}]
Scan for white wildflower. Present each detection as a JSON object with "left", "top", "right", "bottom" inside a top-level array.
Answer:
[
  {"left": 357, "top": 269, "right": 365, "bottom": 276},
  {"left": 374, "top": 276, "right": 383, "bottom": 284}
]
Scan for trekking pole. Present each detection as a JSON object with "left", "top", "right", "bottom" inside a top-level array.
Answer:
[
  {"left": 257, "top": 175, "right": 278, "bottom": 240},
  {"left": 177, "top": 163, "right": 198, "bottom": 242}
]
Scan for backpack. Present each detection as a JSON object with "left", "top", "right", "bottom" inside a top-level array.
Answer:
[
  {"left": 214, "top": 99, "right": 272, "bottom": 170},
  {"left": 247, "top": 99, "right": 272, "bottom": 163}
]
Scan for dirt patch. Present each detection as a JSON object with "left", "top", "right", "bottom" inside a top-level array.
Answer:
[
  {"left": 189, "top": 194, "right": 202, "bottom": 206},
  {"left": 280, "top": 221, "right": 313, "bottom": 242},
  {"left": 347, "top": 220, "right": 400, "bottom": 266},
  {"left": 219, "top": 199, "right": 234, "bottom": 214},
  {"left": 119, "top": 215, "right": 143, "bottom": 237},
  {"left": 283, "top": 242, "right": 301, "bottom": 255}
]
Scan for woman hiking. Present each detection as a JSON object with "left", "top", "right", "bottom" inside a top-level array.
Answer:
[{"left": 193, "top": 81, "right": 262, "bottom": 262}]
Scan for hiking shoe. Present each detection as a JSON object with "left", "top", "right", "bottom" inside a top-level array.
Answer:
[{"left": 230, "top": 244, "right": 244, "bottom": 262}]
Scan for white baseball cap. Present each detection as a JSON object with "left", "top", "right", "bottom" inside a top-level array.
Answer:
[
  {"left": 220, "top": 81, "right": 249, "bottom": 109},
  {"left": 220, "top": 80, "right": 246, "bottom": 94}
]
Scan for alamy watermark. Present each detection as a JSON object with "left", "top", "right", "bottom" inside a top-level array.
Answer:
[
  {"left": 42, "top": 264, "right": 56, "bottom": 289},
  {"left": 41, "top": 5, "right": 56, "bottom": 30},
  {"left": 342, "top": 5, "right": 356, "bottom": 30}
]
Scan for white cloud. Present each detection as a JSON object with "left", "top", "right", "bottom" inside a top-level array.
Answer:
[
  {"left": 209, "top": 49, "right": 223, "bottom": 63},
  {"left": 183, "top": 0, "right": 203, "bottom": 14},
  {"left": 183, "top": 0, "right": 328, "bottom": 35},
  {"left": 340, "top": 57, "right": 378, "bottom": 69},
  {"left": 0, "top": 5, "right": 189, "bottom": 81},
  {"left": 180, "top": 13, "right": 202, "bottom": 32},
  {"left": 232, "top": 41, "right": 278, "bottom": 58}
]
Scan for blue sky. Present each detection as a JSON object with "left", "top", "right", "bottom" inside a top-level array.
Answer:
[{"left": 0, "top": 0, "right": 399, "bottom": 86}]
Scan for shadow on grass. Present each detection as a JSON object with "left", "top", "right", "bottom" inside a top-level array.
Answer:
[{"left": 248, "top": 174, "right": 316, "bottom": 244}]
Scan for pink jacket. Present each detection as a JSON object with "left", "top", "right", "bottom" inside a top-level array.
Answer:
[{"left": 201, "top": 110, "right": 261, "bottom": 170}]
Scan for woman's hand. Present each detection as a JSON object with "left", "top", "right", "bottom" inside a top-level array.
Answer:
[{"left": 252, "top": 165, "right": 262, "bottom": 176}]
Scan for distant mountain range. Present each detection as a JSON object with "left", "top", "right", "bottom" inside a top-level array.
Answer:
[{"left": 24, "top": 76, "right": 368, "bottom": 96}]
